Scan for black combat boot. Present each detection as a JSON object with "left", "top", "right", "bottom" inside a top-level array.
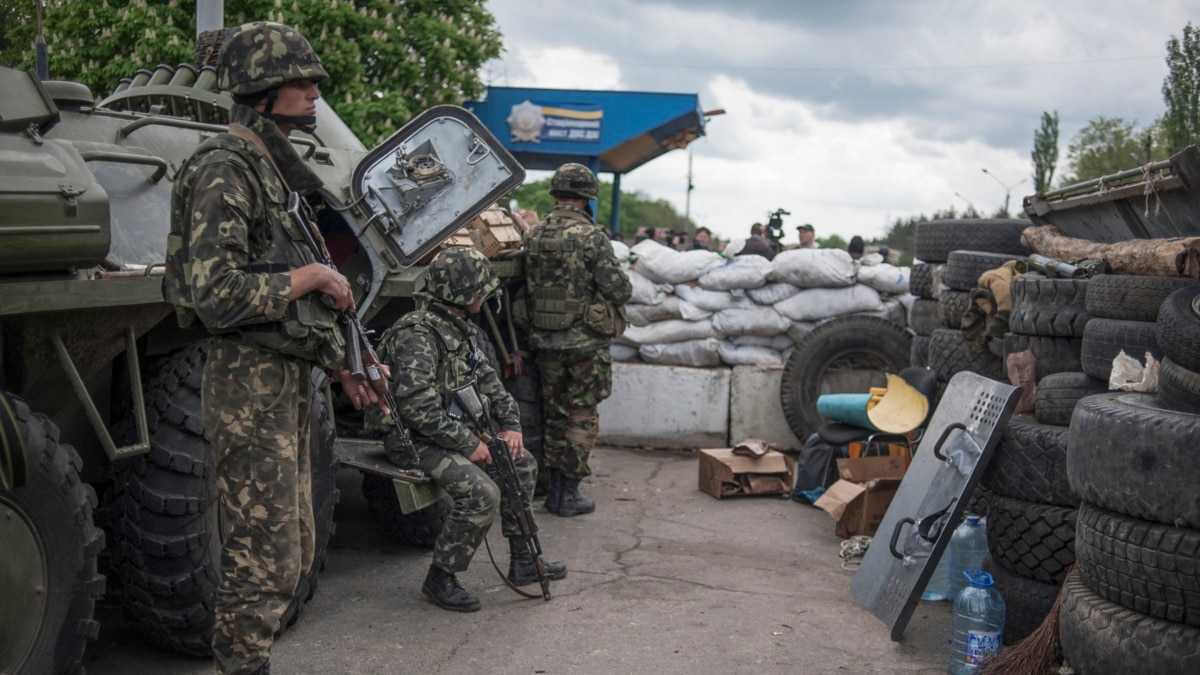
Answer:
[
  {"left": 543, "top": 467, "right": 563, "bottom": 514},
  {"left": 507, "top": 537, "right": 567, "bottom": 586},
  {"left": 421, "top": 564, "right": 481, "bottom": 612},
  {"left": 555, "top": 475, "right": 595, "bottom": 517}
]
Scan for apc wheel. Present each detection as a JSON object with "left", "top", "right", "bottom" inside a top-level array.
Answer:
[
  {"left": 986, "top": 494, "right": 1076, "bottom": 585},
  {"left": 983, "top": 415, "right": 1077, "bottom": 507},
  {"left": 103, "top": 342, "right": 338, "bottom": 655},
  {"left": 913, "top": 219, "right": 1031, "bottom": 262},
  {"left": 0, "top": 393, "right": 104, "bottom": 675},
  {"left": 981, "top": 553, "right": 1060, "bottom": 645},
  {"left": 1084, "top": 274, "right": 1195, "bottom": 322},
  {"left": 780, "top": 315, "right": 912, "bottom": 440},
  {"left": 361, "top": 473, "right": 451, "bottom": 548}
]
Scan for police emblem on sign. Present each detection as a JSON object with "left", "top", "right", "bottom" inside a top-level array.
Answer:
[{"left": 506, "top": 100, "right": 545, "bottom": 143}]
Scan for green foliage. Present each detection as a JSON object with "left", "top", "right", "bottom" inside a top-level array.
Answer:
[
  {"left": 1059, "top": 116, "right": 1168, "bottom": 185},
  {"left": 1162, "top": 22, "right": 1200, "bottom": 153},
  {"left": 819, "top": 234, "right": 847, "bottom": 250},
  {"left": 506, "top": 177, "right": 694, "bottom": 237},
  {"left": 0, "top": 0, "right": 37, "bottom": 68},
  {"left": 1032, "top": 111, "right": 1060, "bottom": 193},
  {"left": 4, "top": 0, "right": 502, "bottom": 146}
]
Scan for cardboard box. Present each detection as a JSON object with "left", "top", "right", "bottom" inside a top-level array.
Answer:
[
  {"left": 416, "top": 227, "right": 478, "bottom": 265},
  {"left": 814, "top": 456, "right": 906, "bottom": 538},
  {"left": 697, "top": 447, "right": 796, "bottom": 499}
]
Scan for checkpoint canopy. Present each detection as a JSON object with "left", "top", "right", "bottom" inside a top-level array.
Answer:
[{"left": 464, "top": 86, "right": 711, "bottom": 232}]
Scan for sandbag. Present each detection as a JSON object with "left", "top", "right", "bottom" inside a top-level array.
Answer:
[
  {"left": 774, "top": 284, "right": 883, "bottom": 321},
  {"left": 711, "top": 305, "right": 791, "bottom": 337},
  {"left": 697, "top": 254, "right": 773, "bottom": 291},
  {"left": 631, "top": 239, "right": 725, "bottom": 284},
  {"left": 772, "top": 248, "right": 857, "bottom": 288},
  {"left": 639, "top": 338, "right": 722, "bottom": 367},
  {"left": 856, "top": 263, "right": 911, "bottom": 294},
  {"left": 787, "top": 320, "right": 820, "bottom": 343},
  {"left": 674, "top": 283, "right": 753, "bottom": 312},
  {"left": 747, "top": 282, "right": 802, "bottom": 305},
  {"left": 627, "top": 269, "right": 672, "bottom": 305},
  {"left": 610, "top": 343, "right": 640, "bottom": 362},
  {"left": 733, "top": 334, "right": 795, "bottom": 351},
  {"left": 610, "top": 239, "right": 632, "bottom": 270},
  {"left": 625, "top": 296, "right": 683, "bottom": 326},
  {"left": 622, "top": 318, "right": 718, "bottom": 345},
  {"left": 717, "top": 340, "right": 785, "bottom": 366}
]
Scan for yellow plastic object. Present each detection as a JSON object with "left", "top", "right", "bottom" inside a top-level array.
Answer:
[{"left": 864, "top": 373, "right": 929, "bottom": 433}]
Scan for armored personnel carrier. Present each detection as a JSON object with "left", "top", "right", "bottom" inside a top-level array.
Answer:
[{"left": 0, "top": 61, "right": 523, "bottom": 673}]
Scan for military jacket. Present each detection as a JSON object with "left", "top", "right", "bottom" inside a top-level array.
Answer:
[
  {"left": 524, "top": 204, "right": 632, "bottom": 351},
  {"left": 164, "top": 104, "right": 345, "bottom": 370},
  {"left": 368, "top": 299, "right": 520, "bottom": 455}
]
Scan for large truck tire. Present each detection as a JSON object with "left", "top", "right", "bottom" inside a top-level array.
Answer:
[
  {"left": 940, "top": 250, "right": 1023, "bottom": 292},
  {"left": 780, "top": 315, "right": 912, "bottom": 440},
  {"left": 982, "top": 415, "right": 1077, "bottom": 507},
  {"left": 1084, "top": 274, "right": 1195, "bottom": 322},
  {"left": 981, "top": 553, "right": 1060, "bottom": 645},
  {"left": 913, "top": 219, "right": 1031, "bottom": 262},
  {"left": 937, "top": 290, "right": 970, "bottom": 329},
  {"left": 0, "top": 394, "right": 104, "bottom": 675},
  {"left": 909, "top": 263, "right": 940, "bottom": 299},
  {"left": 103, "top": 342, "right": 338, "bottom": 655},
  {"left": 1079, "top": 318, "right": 1161, "bottom": 381},
  {"left": 985, "top": 493, "right": 1076, "bottom": 585},
  {"left": 1032, "top": 371, "right": 1109, "bottom": 427},
  {"left": 1157, "top": 357, "right": 1200, "bottom": 413},
  {"left": 1002, "top": 332, "right": 1083, "bottom": 379},
  {"left": 1008, "top": 275, "right": 1091, "bottom": 337},
  {"left": 1155, "top": 283, "right": 1200, "bottom": 372},
  {"left": 927, "top": 327, "right": 1004, "bottom": 382}
]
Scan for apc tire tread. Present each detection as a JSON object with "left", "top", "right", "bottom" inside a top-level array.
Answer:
[
  {"left": 1075, "top": 503, "right": 1200, "bottom": 627},
  {"left": 1155, "top": 283, "right": 1200, "bottom": 372},
  {"left": 913, "top": 219, "right": 1032, "bottom": 262},
  {"left": 1084, "top": 274, "right": 1195, "bottom": 322},
  {"left": 1002, "top": 332, "right": 1083, "bottom": 379},
  {"left": 909, "top": 298, "right": 941, "bottom": 335},
  {"left": 1158, "top": 357, "right": 1200, "bottom": 413},
  {"left": 941, "top": 250, "right": 1023, "bottom": 291},
  {"left": 1033, "top": 371, "right": 1109, "bottom": 427},
  {"left": 981, "top": 553, "right": 1061, "bottom": 645},
  {"left": 1079, "top": 318, "right": 1161, "bottom": 381},
  {"left": 985, "top": 494, "right": 1076, "bottom": 585},
  {"left": 361, "top": 473, "right": 451, "bottom": 548},
  {"left": 1060, "top": 572, "right": 1200, "bottom": 675},
  {"left": 982, "top": 415, "right": 1077, "bottom": 507},
  {"left": 927, "top": 327, "right": 1004, "bottom": 383},
  {"left": 1008, "top": 276, "right": 1091, "bottom": 337},
  {"left": 937, "top": 290, "right": 970, "bottom": 329},
  {"left": 1067, "top": 392, "right": 1200, "bottom": 529},
  {"left": 909, "top": 263, "right": 940, "bottom": 299}
]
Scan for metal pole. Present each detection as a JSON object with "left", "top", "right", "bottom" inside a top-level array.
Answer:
[
  {"left": 685, "top": 147, "right": 694, "bottom": 221},
  {"left": 610, "top": 173, "right": 623, "bottom": 236},
  {"left": 35, "top": 0, "right": 48, "bottom": 80},
  {"left": 196, "top": 0, "right": 226, "bottom": 37}
]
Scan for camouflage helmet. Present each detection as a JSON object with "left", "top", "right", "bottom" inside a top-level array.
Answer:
[
  {"left": 549, "top": 163, "right": 599, "bottom": 200},
  {"left": 424, "top": 247, "right": 499, "bottom": 306},
  {"left": 217, "top": 21, "right": 328, "bottom": 96}
]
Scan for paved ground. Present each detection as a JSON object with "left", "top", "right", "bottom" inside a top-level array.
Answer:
[{"left": 83, "top": 445, "right": 952, "bottom": 674}]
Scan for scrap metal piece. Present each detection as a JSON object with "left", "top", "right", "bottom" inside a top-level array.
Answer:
[{"left": 850, "top": 371, "right": 1021, "bottom": 640}]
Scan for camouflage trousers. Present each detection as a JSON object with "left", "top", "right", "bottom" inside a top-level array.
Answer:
[
  {"left": 392, "top": 441, "right": 537, "bottom": 574},
  {"left": 535, "top": 347, "right": 612, "bottom": 479},
  {"left": 204, "top": 339, "right": 315, "bottom": 675}
]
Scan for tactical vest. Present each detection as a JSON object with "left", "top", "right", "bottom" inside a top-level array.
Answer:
[
  {"left": 163, "top": 134, "right": 344, "bottom": 368},
  {"left": 391, "top": 307, "right": 482, "bottom": 417},
  {"left": 525, "top": 221, "right": 587, "bottom": 331}
]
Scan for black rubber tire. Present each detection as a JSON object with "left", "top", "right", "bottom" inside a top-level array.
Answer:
[
  {"left": 1084, "top": 274, "right": 1195, "bottom": 322},
  {"left": 1008, "top": 276, "right": 1091, "bottom": 337},
  {"left": 927, "top": 327, "right": 1004, "bottom": 383},
  {"left": 1060, "top": 571, "right": 1200, "bottom": 675},
  {"left": 1068, "top": 392, "right": 1200, "bottom": 529},
  {"left": 937, "top": 290, "right": 971, "bottom": 329},
  {"left": 908, "top": 298, "right": 941, "bottom": 335},
  {"left": 1158, "top": 357, "right": 1200, "bottom": 413},
  {"left": 1002, "top": 332, "right": 1083, "bottom": 379},
  {"left": 1033, "top": 371, "right": 1109, "bottom": 427},
  {"left": 1079, "top": 318, "right": 1161, "bottom": 381},
  {"left": 1, "top": 394, "right": 104, "bottom": 675},
  {"left": 1155, "top": 283, "right": 1200, "bottom": 372},
  {"left": 103, "top": 342, "right": 336, "bottom": 656},
  {"left": 1075, "top": 502, "right": 1200, "bottom": 627},
  {"left": 982, "top": 415, "right": 1077, "bottom": 507},
  {"left": 909, "top": 263, "right": 940, "bottom": 299},
  {"left": 910, "top": 333, "right": 932, "bottom": 369},
  {"left": 913, "top": 219, "right": 1032, "bottom": 263},
  {"left": 981, "top": 553, "right": 1061, "bottom": 645},
  {"left": 361, "top": 472, "right": 451, "bottom": 548},
  {"left": 941, "top": 250, "right": 1023, "bottom": 291},
  {"left": 780, "top": 315, "right": 912, "bottom": 440},
  {"left": 985, "top": 494, "right": 1076, "bottom": 585}
]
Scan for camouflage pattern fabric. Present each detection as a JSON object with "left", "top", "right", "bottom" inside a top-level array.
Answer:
[
  {"left": 366, "top": 299, "right": 529, "bottom": 573},
  {"left": 423, "top": 247, "right": 500, "bottom": 306},
  {"left": 536, "top": 347, "right": 612, "bottom": 479},
  {"left": 204, "top": 339, "right": 314, "bottom": 675},
  {"left": 549, "top": 162, "right": 599, "bottom": 200},
  {"left": 217, "top": 21, "right": 328, "bottom": 95}
]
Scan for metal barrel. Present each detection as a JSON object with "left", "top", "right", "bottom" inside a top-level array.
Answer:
[
  {"left": 147, "top": 64, "right": 174, "bottom": 86},
  {"left": 128, "top": 68, "right": 153, "bottom": 89},
  {"left": 112, "top": 77, "right": 132, "bottom": 94},
  {"left": 193, "top": 66, "right": 218, "bottom": 92},
  {"left": 168, "top": 63, "right": 197, "bottom": 87}
]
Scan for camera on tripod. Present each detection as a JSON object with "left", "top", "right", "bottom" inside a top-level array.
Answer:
[{"left": 766, "top": 208, "right": 790, "bottom": 251}]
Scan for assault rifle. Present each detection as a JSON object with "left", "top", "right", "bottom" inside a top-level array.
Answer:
[
  {"left": 450, "top": 384, "right": 553, "bottom": 601},
  {"left": 285, "top": 192, "right": 420, "bottom": 466},
  {"left": 1014, "top": 253, "right": 1108, "bottom": 279}
]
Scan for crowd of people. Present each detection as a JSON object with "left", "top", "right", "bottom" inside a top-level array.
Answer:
[{"left": 614, "top": 221, "right": 887, "bottom": 263}]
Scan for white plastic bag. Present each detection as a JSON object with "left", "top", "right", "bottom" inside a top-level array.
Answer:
[
  {"left": 610, "top": 240, "right": 633, "bottom": 270},
  {"left": 627, "top": 269, "right": 672, "bottom": 306},
  {"left": 610, "top": 343, "right": 640, "bottom": 362},
  {"left": 856, "top": 263, "right": 911, "bottom": 295},
  {"left": 717, "top": 340, "right": 784, "bottom": 366},
  {"left": 772, "top": 248, "right": 857, "bottom": 288},
  {"left": 711, "top": 306, "right": 791, "bottom": 337},
  {"left": 747, "top": 282, "right": 801, "bottom": 305},
  {"left": 631, "top": 239, "right": 724, "bottom": 284},
  {"left": 625, "top": 296, "right": 683, "bottom": 326},
  {"left": 674, "top": 283, "right": 753, "bottom": 312},
  {"left": 697, "top": 254, "right": 773, "bottom": 291},
  {"left": 733, "top": 334, "right": 795, "bottom": 351},
  {"left": 622, "top": 318, "right": 718, "bottom": 345},
  {"left": 774, "top": 285, "right": 883, "bottom": 322},
  {"left": 639, "top": 338, "right": 722, "bottom": 367},
  {"left": 1109, "top": 350, "right": 1160, "bottom": 392}
]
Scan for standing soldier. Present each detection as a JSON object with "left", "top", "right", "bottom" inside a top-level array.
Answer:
[
  {"left": 524, "top": 163, "right": 633, "bottom": 516},
  {"left": 164, "top": 21, "right": 386, "bottom": 675},
  {"left": 367, "top": 248, "right": 566, "bottom": 612}
]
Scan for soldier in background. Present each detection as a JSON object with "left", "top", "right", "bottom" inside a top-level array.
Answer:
[
  {"left": 524, "top": 163, "right": 633, "bottom": 516},
  {"left": 740, "top": 222, "right": 776, "bottom": 259},
  {"left": 367, "top": 248, "right": 566, "bottom": 611},
  {"left": 164, "top": 22, "right": 385, "bottom": 674}
]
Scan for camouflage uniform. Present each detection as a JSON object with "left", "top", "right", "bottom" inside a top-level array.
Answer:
[
  {"left": 524, "top": 164, "right": 633, "bottom": 494},
  {"left": 164, "top": 22, "right": 333, "bottom": 675}
]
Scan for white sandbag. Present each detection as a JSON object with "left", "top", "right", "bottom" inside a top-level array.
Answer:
[
  {"left": 625, "top": 296, "right": 683, "bottom": 326},
  {"left": 630, "top": 239, "right": 724, "bottom": 284},
  {"left": 853, "top": 298, "right": 907, "bottom": 326},
  {"left": 717, "top": 340, "right": 785, "bottom": 367},
  {"left": 772, "top": 248, "right": 856, "bottom": 288},
  {"left": 679, "top": 300, "right": 714, "bottom": 321},
  {"left": 723, "top": 238, "right": 746, "bottom": 257},
  {"left": 733, "top": 334, "right": 795, "bottom": 351},
  {"left": 622, "top": 318, "right": 718, "bottom": 345},
  {"left": 611, "top": 240, "right": 632, "bottom": 270},
  {"left": 747, "top": 282, "right": 801, "bottom": 305},
  {"left": 711, "top": 305, "right": 791, "bottom": 337},
  {"left": 627, "top": 269, "right": 671, "bottom": 306},
  {"left": 787, "top": 321, "right": 820, "bottom": 343},
  {"left": 610, "top": 343, "right": 640, "bottom": 362},
  {"left": 856, "top": 263, "right": 910, "bottom": 295},
  {"left": 673, "top": 283, "right": 753, "bottom": 312},
  {"left": 639, "top": 338, "right": 722, "bottom": 367},
  {"left": 697, "top": 254, "right": 773, "bottom": 291},
  {"left": 774, "top": 284, "right": 883, "bottom": 322}
]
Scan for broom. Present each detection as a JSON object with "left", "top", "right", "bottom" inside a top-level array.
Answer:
[{"left": 977, "top": 564, "right": 1075, "bottom": 675}]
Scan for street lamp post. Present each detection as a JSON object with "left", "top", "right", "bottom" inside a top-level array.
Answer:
[{"left": 981, "top": 168, "right": 1028, "bottom": 216}]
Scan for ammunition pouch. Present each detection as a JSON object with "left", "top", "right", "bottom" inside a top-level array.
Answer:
[
  {"left": 583, "top": 300, "right": 627, "bottom": 337},
  {"left": 530, "top": 288, "right": 584, "bottom": 331}
]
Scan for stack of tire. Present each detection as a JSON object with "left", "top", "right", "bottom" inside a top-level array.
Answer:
[
  {"left": 1060, "top": 282, "right": 1200, "bottom": 674},
  {"left": 980, "top": 272, "right": 1097, "bottom": 644}
]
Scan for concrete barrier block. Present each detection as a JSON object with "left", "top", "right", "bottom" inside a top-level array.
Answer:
[
  {"left": 598, "top": 362, "right": 729, "bottom": 448},
  {"left": 729, "top": 366, "right": 806, "bottom": 451}
]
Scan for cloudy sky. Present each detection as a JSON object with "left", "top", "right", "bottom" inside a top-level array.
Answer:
[{"left": 480, "top": 0, "right": 1194, "bottom": 243}]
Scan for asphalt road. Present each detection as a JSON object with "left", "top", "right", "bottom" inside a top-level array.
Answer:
[{"left": 83, "top": 445, "right": 952, "bottom": 674}]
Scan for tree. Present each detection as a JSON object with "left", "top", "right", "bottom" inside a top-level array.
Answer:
[
  {"left": 1162, "top": 22, "right": 1200, "bottom": 153},
  {"left": 1032, "top": 110, "right": 1059, "bottom": 193},
  {"left": 0, "top": 0, "right": 38, "bottom": 68},
  {"left": 818, "top": 234, "right": 848, "bottom": 250},
  {"left": 507, "top": 177, "right": 694, "bottom": 239},
  {"left": 3, "top": 0, "right": 502, "bottom": 146},
  {"left": 1059, "top": 116, "right": 1168, "bottom": 185}
]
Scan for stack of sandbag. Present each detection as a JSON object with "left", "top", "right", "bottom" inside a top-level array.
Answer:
[{"left": 613, "top": 240, "right": 913, "bottom": 368}]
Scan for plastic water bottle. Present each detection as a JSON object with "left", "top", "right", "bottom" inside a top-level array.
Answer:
[
  {"left": 948, "top": 570, "right": 1006, "bottom": 674},
  {"left": 950, "top": 515, "right": 989, "bottom": 599},
  {"left": 921, "top": 549, "right": 952, "bottom": 602}
]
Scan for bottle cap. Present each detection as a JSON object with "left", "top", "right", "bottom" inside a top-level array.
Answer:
[
  {"left": 964, "top": 570, "right": 994, "bottom": 587},
  {"left": 965, "top": 515, "right": 981, "bottom": 526}
]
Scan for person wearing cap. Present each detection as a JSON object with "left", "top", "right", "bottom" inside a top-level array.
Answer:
[
  {"left": 691, "top": 226, "right": 713, "bottom": 251},
  {"left": 796, "top": 223, "right": 819, "bottom": 249},
  {"left": 848, "top": 235, "right": 865, "bottom": 260},
  {"left": 164, "top": 21, "right": 387, "bottom": 675}
]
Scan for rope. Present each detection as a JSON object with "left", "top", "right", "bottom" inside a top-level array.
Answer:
[{"left": 839, "top": 535, "right": 872, "bottom": 571}]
